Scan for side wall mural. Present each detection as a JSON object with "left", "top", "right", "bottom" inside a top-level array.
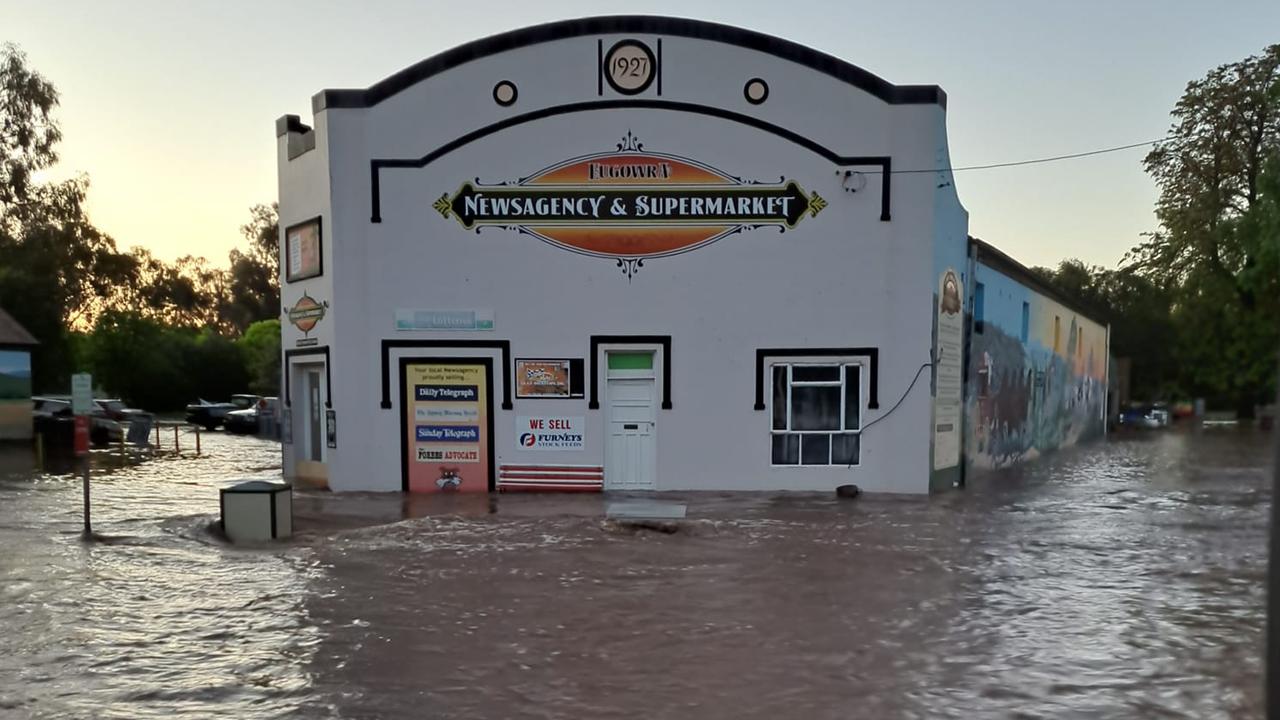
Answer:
[{"left": 965, "top": 265, "right": 1107, "bottom": 470}]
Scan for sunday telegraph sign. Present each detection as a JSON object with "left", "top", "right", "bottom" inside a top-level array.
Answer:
[{"left": 433, "top": 132, "right": 827, "bottom": 278}]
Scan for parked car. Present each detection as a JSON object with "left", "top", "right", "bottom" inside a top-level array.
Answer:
[
  {"left": 185, "top": 394, "right": 260, "bottom": 430},
  {"left": 224, "top": 397, "right": 280, "bottom": 435},
  {"left": 1118, "top": 403, "right": 1170, "bottom": 429},
  {"left": 32, "top": 396, "right": 124, "bottom": 446},
  {"left": 94, "top": 398, "right": 151, "bottom": 424}
]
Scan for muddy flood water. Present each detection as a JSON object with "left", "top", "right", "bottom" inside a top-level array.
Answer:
[{"left": 0, "top": 427, "right": 1272, "bottom": 719}]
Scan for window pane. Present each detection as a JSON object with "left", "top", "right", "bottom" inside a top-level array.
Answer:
[
  {"left": 608, "top": 352, "right": 654, "bottom": 370},
  {"left": 771, "top": 366, "right": 788, "bottom": 430},
  {"left": 800, "top": 434, "right": 830, "bottom": 465},
  {"left": 772, "top": 433, "right": 799, "bottom": 465},
  {"left": 832, "top": 433, "right": 860, "bottom": 465},
  {"left": 844, "top": 366, "right": 861, "bottom": 430},
  {"left": 792, "top": 386, "right": 840, "bottom": 430},
  {"left": 792, "top": 365, "right": 840, "bottom": 383}
]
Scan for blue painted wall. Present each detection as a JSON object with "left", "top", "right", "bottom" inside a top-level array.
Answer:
[{"left": 964, "top": 259, "right": 1108, "bottom": 470}]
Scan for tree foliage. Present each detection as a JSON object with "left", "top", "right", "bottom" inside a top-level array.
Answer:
[
  {"left": 1124, "top": 44, "right": 1280, "bottom": 411},
  {"left": 0, "top": 44, "right": 282, "bottom": 399}
]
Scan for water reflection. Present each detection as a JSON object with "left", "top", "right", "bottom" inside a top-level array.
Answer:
[{"left": 0, "top": 427, "right": 1270, "bottom": 719}]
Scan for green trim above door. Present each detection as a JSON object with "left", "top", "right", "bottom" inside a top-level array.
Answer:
[{"left": 607, "top": 352, "right": 654, "bottom": 370}]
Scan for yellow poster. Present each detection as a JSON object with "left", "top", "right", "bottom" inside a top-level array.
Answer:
[{"left": 404, "top": 362, "right": 489, "bottom": 492}]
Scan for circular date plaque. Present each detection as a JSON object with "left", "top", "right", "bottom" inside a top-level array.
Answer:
[{"left": 603, "top": 40, "right": 656, "bottom": 95}]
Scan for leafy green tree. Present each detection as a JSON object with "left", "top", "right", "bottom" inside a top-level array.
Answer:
[
  {"left": 0, "top": 43, "right": 60, "bottom": 209},
  {"left": 238, "top": 319, "right": 281, "bottom": 396},
  {"left": 1129, "top": 44, "right": 1280, "bottom": 413},
  {"left": 226, "top": 203, "right": 279, "bottom": 333}
]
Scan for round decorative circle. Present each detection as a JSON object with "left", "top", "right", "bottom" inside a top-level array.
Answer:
[
  {"left": 744, "top": 78, "right": 769, "bottom": 105},
  {"left": 603, "top": 39, "right": 656, "bottom": 95},
  {"left": 493, "top": 80, "right": 518, "bottom": 106}
]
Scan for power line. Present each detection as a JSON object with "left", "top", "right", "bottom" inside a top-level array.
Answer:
[{"left": 860, "top": 138, "right": 1167, "bottom": 175}]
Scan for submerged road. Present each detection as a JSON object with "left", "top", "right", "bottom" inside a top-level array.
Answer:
[{"left": 0, "top": 427, "right": 1270, "bottom": 719}]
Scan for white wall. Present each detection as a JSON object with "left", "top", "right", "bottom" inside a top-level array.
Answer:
[{"left": 278, "top": 24, "right": 963, "bottom": 493}]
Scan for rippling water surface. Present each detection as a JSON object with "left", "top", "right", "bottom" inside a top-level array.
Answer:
[{"left": 0, "top": 427, "right": 1270, "bottom": 719}]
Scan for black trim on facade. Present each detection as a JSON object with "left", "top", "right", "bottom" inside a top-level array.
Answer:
[
  {"left": 283, "top": 216, "right": 324, "bottom": 282},
  {"left": 398, "top": 356, "right": 497, "bottom": 493},
  {"left": 269, "top": 491, "right": 278, "bottom": 538},
  {"left": 969, "top": 236, "right": 1105, "bottom": 326},
  {"left": 367, "top": 99, "right": 893, "bottom": 223},
  {"left": 276, "top": 115, "right": 316, "bottom": 160},
  {"left": 380, "top": 339, "right": 513, "bottom": 409},
  {"left": 754, "top": 348, "right": 880, "bottom": 411},
  {"left": 283, "top": 347, "right": 331, "bottom": 408},
  {"left": 657, "top": 38, "right": 662, "bottom": 96},
  {"left": 312, "top": 16, "right": 945, "bottom": 111},
  {"left": 589, "top": 335, "right": 672, "bottom": 410},
  {"left": 275, "top": 114, "right": 312, "bottom": 137}
]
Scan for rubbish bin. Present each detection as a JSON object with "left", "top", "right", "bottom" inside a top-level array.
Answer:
[{"left": 220, "top": 480, "right": 292, "bottom": 542}]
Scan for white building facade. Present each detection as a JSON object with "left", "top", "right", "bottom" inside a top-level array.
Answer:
[{"left": 276, "top": 16, "right": 971, "bottom": 494}]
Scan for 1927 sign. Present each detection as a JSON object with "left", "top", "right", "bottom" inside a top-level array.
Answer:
[{"left": 433, "top": 132, "right": 827, "bottom": 279}]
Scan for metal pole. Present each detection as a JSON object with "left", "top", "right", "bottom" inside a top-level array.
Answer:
[
  {"left": 1268, "top": 375, "right": 1279, "bottom": 719},
  {"left": 174, "top": 425, "right": 180, "bottom": 453},
  {"left": 81, "top": 454, "right": 91, "bottom": 537},
  {"left": 195, "top": 427, "right": 201, "bottom": 455}
]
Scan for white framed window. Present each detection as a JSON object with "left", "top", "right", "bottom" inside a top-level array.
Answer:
[{"left": 770, "top": 363, "right": 861, "bottom": 466}]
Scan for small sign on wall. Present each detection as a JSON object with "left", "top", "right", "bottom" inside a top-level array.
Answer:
[
  {"left": 516, "top": 416, "right": 585, "bottom": 450},
  {"left": 395, "top": 309, "right": 494, "bottom": 331},
  {"left": 326, "top": 409, "right": 337, "bottom": 448},
  {"left": 515, "top": 358, "right": 585, "bottom": 398}
]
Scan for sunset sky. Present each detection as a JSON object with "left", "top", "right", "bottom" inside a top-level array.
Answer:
[{"left": 6, "top": 0, "right": 1279, "bottom": 269}]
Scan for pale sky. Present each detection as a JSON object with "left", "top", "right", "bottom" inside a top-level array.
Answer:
[{"left": 6, "top": 0, "right": 1279, "bottom": 269}]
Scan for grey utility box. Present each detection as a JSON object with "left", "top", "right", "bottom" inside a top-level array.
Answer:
[{"left": 220, "top": 480, "right": 292, "bottom": 542}]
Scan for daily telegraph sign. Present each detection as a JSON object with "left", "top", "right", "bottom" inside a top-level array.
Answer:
[{"left": 433, "top": 133, "right": 827, "bottom": 278}]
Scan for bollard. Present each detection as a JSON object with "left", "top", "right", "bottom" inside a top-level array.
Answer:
[
  {"left": 195, "top": 426, "right": 201, "bottom": 455},
  {"left": 174, "top": 425, "right": 180, "bottom": 454},
  {"left": 35, "top": 432, "right": 44, "bottom": 467},
  {"left": 154, "top": 423, "right": 160, "bottom": 449}
]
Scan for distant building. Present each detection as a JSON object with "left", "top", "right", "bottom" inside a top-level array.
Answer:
[
  {"left": 965, "top": 239, "right": 1109, "bottom": 471},
  {"left": 274, "top": 16, "right": 1109, "bottom": 494},
  {"left": 0, "top": 308, "right": 37, "bottom": 441}
]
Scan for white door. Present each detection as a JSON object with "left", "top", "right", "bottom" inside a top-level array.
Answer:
[{"left": 605, "top": 377, "right": 656, "bottom": 490}]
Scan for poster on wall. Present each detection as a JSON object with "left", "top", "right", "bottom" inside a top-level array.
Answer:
[
  {"left": 933, "top": 268, "right": 964, "bottom": 470},
  {"left": 516, "top": 416, "right": 585, "bottom": 450},
  {"left": 285, "top": 218, "right": 322, "bottom": 282},
  {"left": 326, "top": 409, "right": 337, "bottom": 448},
  {"left": 0, "top": 350, "right": 32, "bottom": 438},
  {"left": 404, "top": 362, "right": 490, "bottom": 493},
  {"left": 514, "top": 359, "right": 584, "bottom": 398}
]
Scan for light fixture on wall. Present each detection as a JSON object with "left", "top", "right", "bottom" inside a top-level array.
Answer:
[{"left": 837, "top": 169, "right": 867, "bottom": 193}]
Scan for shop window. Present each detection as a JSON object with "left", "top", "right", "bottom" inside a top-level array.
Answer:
[
  {"left": 770, "top": 364, "right": 861, "bottom": 466},
  {"left": 973, "top": 283, "right": 985, "bottom": 334},
  {"left": 1020, "top": 302, "right": 1029, "bottom": 343}
]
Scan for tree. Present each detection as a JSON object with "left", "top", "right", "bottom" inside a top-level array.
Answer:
[
  {"left": 1128, "top": 44, "right": 1280, "bottom": 413},
  {"left": 0, "top": 43, "right": 60, "bottom": 209},
  {"left": 239, "top": 319, "right": 281, "bottom": 395},
  {"left": 226, "top": 203, "right": 279, "bottom": 334}
]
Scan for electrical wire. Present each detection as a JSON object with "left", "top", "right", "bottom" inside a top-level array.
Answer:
[
  {"left": 861, "top": 361, "right": 933, "bottom": 432},
  {"left": 858, "top": 138, "right": 1167, "bottom": 175}
]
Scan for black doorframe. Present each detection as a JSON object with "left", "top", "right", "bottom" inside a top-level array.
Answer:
[{"left": 398, "top": 356, "right": 496, "bottom": 493}]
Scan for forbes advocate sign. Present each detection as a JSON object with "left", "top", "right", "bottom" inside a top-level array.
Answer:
[{"left": 433, "top": 132, "right": 827, "bottom": 279}]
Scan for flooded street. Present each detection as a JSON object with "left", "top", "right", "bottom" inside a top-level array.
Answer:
[{"left": 0, "top": 428, "right": 1271, "bottom": 719}]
